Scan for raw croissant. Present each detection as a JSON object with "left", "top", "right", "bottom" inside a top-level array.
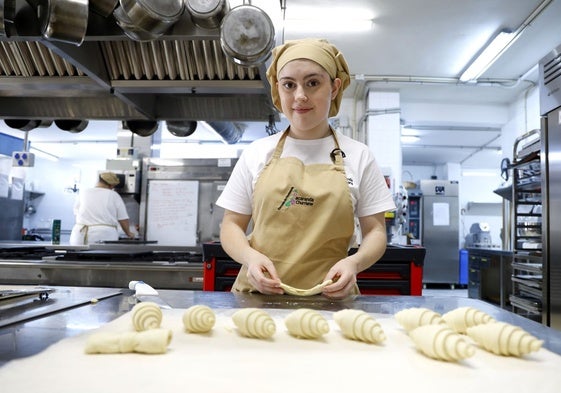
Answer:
[
  {"left": 333, "top": 309, "right": 386, "bottom": 344},
  {"left": 131, "top": 302, "right": 162, "bottom": 332},
  {"left": 232, "top": 308, "right": 276, "bottom": 339},
  {"left": 183, "top": 305, "right": 216, "bottom": 333},
  {"left": 409, "top": 324, "right": 475, "bottom": 362},
  {"left": 284, "top": 308, "right": 329, "bottom": 339},
  {"left": 85, "top": 329, "right": 172, "bottom": 354},
  {"left": 442, "top": 306, "right": 495, "bottom": 334},
  {"left": 466, "top": 322, "right": 543, "bottom": 356},
  {"left": 394, "top": 307, "right": 445, "bottom": 332}
]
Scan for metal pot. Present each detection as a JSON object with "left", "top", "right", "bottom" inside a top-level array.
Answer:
[
  {"left": 90, "top": 0, "right": 118, "bottom": 17},
  {"left": 125, "top": 120, "right": 159, "bottom": 137},
  {"left": 39, "top": 0, "right": 89, "bottom": 46},
  {"left": 186, "top": 0, "right": 229, "bottom": 29},
  {"left": 55, "top": 119, "right": 89, "bottom": 133},
  {"left": 113, "top": 5, "right": 161, "bottom": 42},
  {"left": 166, "top": 121, "right": 198, "bottom": 137},
  {"left": 4, "top": 119, "right": 52, "bottom": 131},
  {"left": 0, "top": 0, "right": 16, "bottom": 37},
  {"left": 220, "top": 5, "right": 275, "bottom": 67},
  {"left": 119, "top": 0, "right": 184, "bottom": 36}
]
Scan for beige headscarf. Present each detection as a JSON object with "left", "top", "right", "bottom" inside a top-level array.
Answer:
[
  {"left": 266, "top": 38, "right": 350, "bottom": 118},
  {"left": 100, "top": 172, "right": 120, "bottom": 186}
]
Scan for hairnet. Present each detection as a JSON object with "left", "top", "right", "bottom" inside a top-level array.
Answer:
[
  {"left": 266, "top": 38, "right": 350, "bottom": 117},
  {"left": 100, "top": 172, "right": 120, "bottom": 186}
]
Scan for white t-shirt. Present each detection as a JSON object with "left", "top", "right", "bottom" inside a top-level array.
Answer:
[
  {"left": 216, "top": 131, "right": 396, "bottom": 217},
  {"left": 73, "top": 187, "right": 129, "bottom": 227}
]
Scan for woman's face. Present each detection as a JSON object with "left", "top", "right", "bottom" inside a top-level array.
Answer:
[{"left": 277, "top": 59, "right": 341, "bottom": 139}]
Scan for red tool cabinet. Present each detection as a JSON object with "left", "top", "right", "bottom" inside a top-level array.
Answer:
[{"left": 203, "top": 242, "right": 425, "bottom": 295}]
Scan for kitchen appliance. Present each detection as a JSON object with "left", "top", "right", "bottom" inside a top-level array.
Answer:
[
  {"left": 0, "top": 1, "right": 280, "bottom": 123},
  {"left": 465, "top": 222, "right": 492, "bottom": 248},
  {"left": 203, "top": 242, "right": 425, "bottom": 295},
  {"left": 537, "top": 42, "right": 561, "bottom": 330},
  {"left": 419, "top": 179, "right": 460, "bottom": 285}
]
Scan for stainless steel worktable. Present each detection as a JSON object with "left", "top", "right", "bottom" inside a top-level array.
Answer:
[{"left": 1, "top": 286, "right": 561, "bottom": 367}]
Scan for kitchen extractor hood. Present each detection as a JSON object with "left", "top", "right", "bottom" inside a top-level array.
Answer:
[{"left": 0, "top": 2, "right": 279, "bottom": 125}]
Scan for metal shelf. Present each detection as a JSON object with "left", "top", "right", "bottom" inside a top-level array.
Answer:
[{"left": 511, "top": 129, "right": 543, "bottom": 323}]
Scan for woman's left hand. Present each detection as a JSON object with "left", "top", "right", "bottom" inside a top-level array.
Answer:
[{"left": 321, "top": 257, "right": 358, "bottom": 299}]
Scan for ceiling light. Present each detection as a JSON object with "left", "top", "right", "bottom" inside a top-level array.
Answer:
[
  {"left": 401, "top": 127, "right": 421, "bottom": 137},
  {"left": 401, "top": 135, "right": 420, "bottom": 143},
  {"left": 284, "top": 19, "right": 373, "bottom": 33},
  {"left": 459, "top": 30, "right": 519, "bottom": 82},
  {"left": 284, "top": 6, "right": 374, "bottom": 33}
]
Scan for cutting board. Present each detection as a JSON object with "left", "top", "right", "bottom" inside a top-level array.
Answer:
[{"left": 0, "top": 308, "right": 559, "bottom": 392}]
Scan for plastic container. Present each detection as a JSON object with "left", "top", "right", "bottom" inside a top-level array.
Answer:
[{"left": 51, "top": 219, "right": 61, "bottom": 244}]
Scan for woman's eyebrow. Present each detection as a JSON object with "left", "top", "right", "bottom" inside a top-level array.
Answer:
[{"left": 279, "top": 72, "right": 323, "bottom": 81}]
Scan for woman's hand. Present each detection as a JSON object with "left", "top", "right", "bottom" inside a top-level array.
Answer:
[
  {"left": 321, "top": 257, "right": 359, "bottom": 299},
  {"left": 245, "top": 255, "right": 283, "bottom": 295}
]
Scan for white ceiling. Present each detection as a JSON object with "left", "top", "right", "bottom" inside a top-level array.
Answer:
[{"left": 2, "top": 0, "right": 561, "bottom": 169}]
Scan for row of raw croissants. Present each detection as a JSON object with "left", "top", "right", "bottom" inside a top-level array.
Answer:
[{"left": 84, "top": 303, "right": 543, "bottom": 362}]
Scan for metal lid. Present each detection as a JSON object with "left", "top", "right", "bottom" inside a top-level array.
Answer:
[{"left": 220, "top": 5, "right": 275, "bottom": 66}]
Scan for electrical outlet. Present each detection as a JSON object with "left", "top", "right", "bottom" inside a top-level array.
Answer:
[{"left": 12, "top": 151, "right": 35, "bottom": 167}]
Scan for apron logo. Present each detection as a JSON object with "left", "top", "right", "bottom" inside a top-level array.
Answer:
[{"left": 278, "top": 187, "right": 315, "bottom": 210}]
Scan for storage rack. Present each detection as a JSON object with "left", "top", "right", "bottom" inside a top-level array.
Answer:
[{"left": 509, "top": 129, "right": 543, "bottom": 322}]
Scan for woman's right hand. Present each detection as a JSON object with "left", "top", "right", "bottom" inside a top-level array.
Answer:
[{"left": 245, "top": 256, "right": 283, "bottom": 295}]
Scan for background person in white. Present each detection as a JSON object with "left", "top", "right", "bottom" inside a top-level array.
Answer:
[{"left": 69, "top": 172, "right": 135, "bottom": 245}]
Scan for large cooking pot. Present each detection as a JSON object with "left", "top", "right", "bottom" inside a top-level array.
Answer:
[
  {"left": 39, "top": 0, "right": 89, "bottom": 46},
  {"left": 113, "top": 5, "right": 160, "bottom": 42},
  {"left": 90, "top": 0, "right": 118, "bottom": 17},
  {"left": 4, "top": 119, "right": 52, "bottom": 131},
  {"left": 186, "top": 0, "right": 229, "bottom": 29},
  {"left": 119, "top": 0, "right": 184, "bottom": 36},
  {"left": 220, "top": 5, "right": 275, "bottom": 67},
  {"left": 55, "top": 119, "right": 88, "bottom": 133},
  {"left": 125, "top": 120, "right": 159, "bottom": 137},
  {"left": 0, "top": 0, "right": 16, "bottom": 37},
  {"left": 166, "top": 120, "right": 198, "bottom": 137}
]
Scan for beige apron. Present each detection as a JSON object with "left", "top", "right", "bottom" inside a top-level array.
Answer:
[{"left": 232, "top": 129, "right": 356, "bottom": 293}]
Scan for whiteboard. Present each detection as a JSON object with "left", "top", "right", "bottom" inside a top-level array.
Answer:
[{"left": 146, "top": 180, "right": 199, "bottom": 246}]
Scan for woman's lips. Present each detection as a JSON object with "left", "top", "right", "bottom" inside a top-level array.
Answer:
[{"left": 293, "top": 107, "right": 312, "bottom": 114}]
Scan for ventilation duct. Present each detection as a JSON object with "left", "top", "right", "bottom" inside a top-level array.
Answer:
[{"left": 207, "top": 121, "right": 245, "bottom": 144}]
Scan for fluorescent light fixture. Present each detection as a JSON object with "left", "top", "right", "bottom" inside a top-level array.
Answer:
[
  {"left": 401, "top": 135, "right": 420, "bottom": 143},
  {"left": 401, "top": 127, "right": 421, "bottom": 137},
  {"left": 285, "top": 19, "right": 373, "bottom": 33},
  {"left": 460, "top": 30, "right": 519, "bottom": 82},
  {"left": 462, "top": 170, "right": 499, "bottom": 177},
  {"left": 284, "top": 6, "right": 374, "bottom": 33}
]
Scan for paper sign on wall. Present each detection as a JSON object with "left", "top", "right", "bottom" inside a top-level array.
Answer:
[{"left": 432, "top": 202, "right": 450, "bottom": 226}]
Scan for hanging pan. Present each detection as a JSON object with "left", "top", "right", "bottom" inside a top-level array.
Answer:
[
  {"left": 220, "top": 4, "right": 275, "bottom": 67},
  {"left": 0, "top": 0, "right": 16, "bottom": 37},
  {"left": 39, "top": 0, "right": 89, "bottom": 46}
]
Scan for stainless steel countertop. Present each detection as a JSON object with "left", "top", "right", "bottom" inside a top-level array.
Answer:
[{"left": 1, "top": 286, "right": 561, "bottom": 367}]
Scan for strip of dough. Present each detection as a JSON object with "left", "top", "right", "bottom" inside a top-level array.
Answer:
[{"left": 280, "top": 280, "right": 333, "bottom": 296}]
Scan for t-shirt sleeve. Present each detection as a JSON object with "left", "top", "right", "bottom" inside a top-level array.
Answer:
[
  {"left": 113, "top": 193, "right": 130, "bottom": 220},
  {"left": 215, "top": 151, "right": 254, "bottom": 215},
  {"left": 356, "top": 151, "right": 396, "bottom": 217}
]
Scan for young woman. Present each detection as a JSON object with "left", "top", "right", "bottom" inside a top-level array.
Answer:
[{"left": 216, "top": 38, "right": 395, "bottom": 299}]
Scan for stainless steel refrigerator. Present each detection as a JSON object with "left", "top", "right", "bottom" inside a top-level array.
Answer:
[
  {"left": 420, "top": 179, "right": 460, "bottom": 285},
  {"left": 540, "top": 43, "right": 561, "bottom": 329}
]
